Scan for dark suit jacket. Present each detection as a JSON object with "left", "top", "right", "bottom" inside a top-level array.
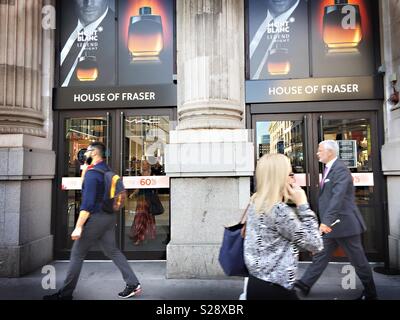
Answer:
[
  {"left": 318, "top": 159, "right": 366, "bottom": 238},
  {"left": 60, "top": 9, "right": 116, "bottom": 87}
]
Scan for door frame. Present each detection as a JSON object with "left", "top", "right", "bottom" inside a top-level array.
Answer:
[
  {"left": 249, "top": 103, "right": 386, "bottom": 261},
  {"left": 115, "top": 108, "right": 176, "bottom": 259},
  {"left": 54, "top": 108, "right": 177, "bottom": 260}
]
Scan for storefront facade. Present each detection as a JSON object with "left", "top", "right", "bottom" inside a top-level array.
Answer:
[{"left": 1, "top": 0, "right": 400, "bottom": 277}]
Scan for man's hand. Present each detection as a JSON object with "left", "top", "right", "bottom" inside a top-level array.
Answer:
[
  {"left": 319, "top": 223, "right": 332, "bottom": 235},
  {"left": 71, "top": 226, "right": 83, "bottom": 240}
]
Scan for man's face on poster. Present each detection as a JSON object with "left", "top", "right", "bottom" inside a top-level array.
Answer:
[
  {"left": 75, "top": 0, "right": 109, "bottom": 26},
  {"left": 267, "top": 0, "right": 297, "bottom": 17}
]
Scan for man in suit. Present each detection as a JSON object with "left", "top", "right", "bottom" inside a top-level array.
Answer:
[
  {"left": 295, "top": 140, "right": 377, "bottom": 300},
  {"left": 60, "top": 0, "right": 115, "bottom": 87}
]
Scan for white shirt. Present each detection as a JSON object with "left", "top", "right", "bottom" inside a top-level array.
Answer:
[
  {"left": 249, "top": 0, "right": 300, "bottom": 79},
  {"left": 60, "top": 7, "right": 109, "bottom": 87}
]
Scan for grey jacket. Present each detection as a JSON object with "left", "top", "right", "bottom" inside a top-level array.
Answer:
[
  {"left": 318, "top": 159, "right": 367, "bottom": 238},
  {"left": 244, "top": 202, "right": 323, "bottom": 290}
]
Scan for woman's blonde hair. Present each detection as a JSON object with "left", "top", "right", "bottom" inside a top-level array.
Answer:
[{"left": 251, "top": 153, "right": 291, "bottom": 214}]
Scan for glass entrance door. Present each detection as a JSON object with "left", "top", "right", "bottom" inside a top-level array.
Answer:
[
  {"left": 56, "top": 111, "right": 111, "bottom": 259},
  {"left": 55, "top": 109, "right": 174, "bottom": 260},
  {"left": 119, "top": 111, "right": 172, "bottom": 259},
  {"left": 253, "top": 112, "right": 384, "bottom": 261}
]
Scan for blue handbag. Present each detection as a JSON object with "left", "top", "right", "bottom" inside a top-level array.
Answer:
[{"left": 218, "top": 204, "right": 250, "bottom": 277}]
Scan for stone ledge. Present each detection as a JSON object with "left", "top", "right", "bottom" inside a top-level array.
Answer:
[
  {"left": 0, "top": 134, "right": 51, "bottom": 150},
  {"left": 170, "top": 129, "right": 252, "bottom": 143},
  {"left": 382, "top": 141, "right": 400, "bottom": 173},
  {"left": 0, "top": 235, "right": 53, "bottom": 277},
  {"left": 0, "top": 148, "right": 55, "bottom": 176},
  {"left": 165, "top": 141, "right": 254, "bottom": 177},
  {"left": 166, "top": 243, "right": 238, "bottom": 279}
]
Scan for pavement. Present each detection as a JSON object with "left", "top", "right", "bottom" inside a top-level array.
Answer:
[{"left": 0, "top": 261, "right": 399, "bottom": 300}]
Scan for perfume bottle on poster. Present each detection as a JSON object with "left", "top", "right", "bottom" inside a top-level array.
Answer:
[
  {"left": 267, "top": 45, "right": 291, "bottom": 76},
  {"left": 323, "top": 0, "right": 362, "bottom": 51},
  {"left": 127, "top": 6, "right": 164, "bottom": 62},
  {"left": 76, "top": 56, "right": 99, "bottom": 82}
]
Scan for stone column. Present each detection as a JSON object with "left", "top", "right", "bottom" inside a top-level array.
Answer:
[
  {"left": 380, "top": 0, "right": 400, "bottom": 272},
  {"left": 165, "top": 0, "right": 254, "bottom": 278},
  {"left": 0, "top": 0, "right": 55, "bottom": 277}
]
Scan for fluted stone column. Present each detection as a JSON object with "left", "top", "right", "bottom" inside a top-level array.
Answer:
[
  {"left": 0, "top": 0, "right": 45, "bottom": 136},
  {"left": 380, "top": 0, "right": 400, "bottom": 272},
  {"left": 177, "top": 0, "right": 244, "bottom": 130},
  {"left": 165, "top": 0, "right": 254, "bottom": 278},
  {"left": 0, "top": 0, "right": 55, "bottom": 277}
]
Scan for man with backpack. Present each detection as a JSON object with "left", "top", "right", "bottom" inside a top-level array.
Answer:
[{"left": 44, "top": 142, "right": 141, "bottom": 300}]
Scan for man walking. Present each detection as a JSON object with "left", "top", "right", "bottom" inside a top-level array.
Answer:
[
  {"left": 44, "top": 142, "right": 141, "bottom": 300},
  {"left": 295, "top": 140, "right": 377, "bottom": 300}
]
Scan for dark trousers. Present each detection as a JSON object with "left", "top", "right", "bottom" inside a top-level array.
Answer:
[
  {"left": 247, "top": 274, "right": 299, "bottom": 300},
  {"left": 300, "top": 234, "right": 377, "bottom": 298},
  {"left": 59, "top": 212, "right": 139, "bottom": 297}
]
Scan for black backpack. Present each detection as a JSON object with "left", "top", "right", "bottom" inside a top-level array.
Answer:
[{"left": 91, "top": 168, "right": 127, "bottom": 213}]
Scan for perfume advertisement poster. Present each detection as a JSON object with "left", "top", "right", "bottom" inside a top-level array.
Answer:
[
  {"left": 59, "top": 0, "right": 116, "bottom": 87},
  {"left": 311, "top": 0, "right": 375, "bottom": 77},
  {"left": 118, "top": 0, "right": 174, "bottom": 85},
  {"left": 248, "top": 0, "right": 309, "bottom": 80}
]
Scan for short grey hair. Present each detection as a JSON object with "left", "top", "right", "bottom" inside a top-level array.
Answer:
[{"left": 319, "top": 140, "right": 339, "bottom": 156}]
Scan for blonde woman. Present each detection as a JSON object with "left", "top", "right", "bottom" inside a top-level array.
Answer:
[{"left": 244, "top": 154, "right": 323, "bottom": 300}]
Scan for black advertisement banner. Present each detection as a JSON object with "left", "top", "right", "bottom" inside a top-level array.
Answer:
[
  {"left": 248, "top": 0, "right": 309, "bottom": 80},
  {"left": 58, "top": 0, "right": 175, "bottom": 89},
  {"left": 311, "top": 0, "right": 375, "bottom": 77},
  {"left": 245, "top": 76, "right": 382, "bottom": 103},
  {"left": 59, "top": 0, "right": 116, "bottom": 87},
  {"left": 55, "top": 85, "right": 177, "bottom": 110},
  {"left": 118, "top": 0, "right": 174, "bottom": 85}
]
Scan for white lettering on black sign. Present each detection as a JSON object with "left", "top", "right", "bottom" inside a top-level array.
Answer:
[
  {"left": 73, "top": 92, "right": 156, "bottom": 103},
  {"left": 268, "top": 83, "right": 360, "bottom": 96}
]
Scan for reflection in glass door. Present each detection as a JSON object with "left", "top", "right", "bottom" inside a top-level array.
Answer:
[
  {"left": 121, "top": 114, "right": 170, "bottom": 257},
  {"left": 256, "top": 115, "right": 310, "bottom": 198},
  {"left": 319, "top": 115, "right": 382, "bottom": 258},
  {"left": 58, "top": 115, "right": 110, "bottom": 253},
  {"left": 254, "top": 112, "right": 384, "bottom": 261}
]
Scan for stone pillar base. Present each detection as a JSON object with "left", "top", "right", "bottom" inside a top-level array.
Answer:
[
  {"left": 0, "top": 235, "right": 53, "bottom": 277},
  {"left": 165, "top": 176, "right": 251, "bottom": 279},
  {"left": 388, "top": 235, "right": 400, "bottom": 270},
  {"left": 382, "top": 142, "right": 400, "bottom": 271},
  {"left": 0, "top": 134, "right": 55, "bottom": 277},
  {"left": 167, "top": 244, "right": 228, "bottom": 279}
]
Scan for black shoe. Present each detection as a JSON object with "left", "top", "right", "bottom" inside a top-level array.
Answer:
[
  {"left": 43, "top": 292, "right": 73, "bottom": 300},
  {"left": 294, "top": 280, "right": 310, "bottom": 296},
  {"left": 118, "top": 283, "right": 142, "bottom": 299},
  {"left": 355, "top": 292, "right": 378, "bottom": 300}
]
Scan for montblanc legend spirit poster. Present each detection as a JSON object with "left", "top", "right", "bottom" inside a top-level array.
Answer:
[
  {"left": 118, "top": 0, "right": 174, "bottom": 85},
  {"left": 311, "top": 0, "right": 375, "bottom": 77},
  {"left": 59, "top": 0, "right": 116, "bottom": 87},
  {"left": 248, "top": 0, "right": 309, "bottom": 80}
]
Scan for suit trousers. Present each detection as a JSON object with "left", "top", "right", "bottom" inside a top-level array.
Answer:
[
  {"left": 60, "top": 212, "right": 139, "bottom": 297},
  {"left": 300, "top": 234, "right": 376, "bottom": 298},
  {"left": 247, "top": 274, "right": 299, "bottom": 300}
]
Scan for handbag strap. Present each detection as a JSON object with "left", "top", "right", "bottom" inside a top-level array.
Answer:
[
  {"left": 240, "top": 203, "right": 251, "bottom": 224},
  {"left": 240, "top": 202, "right": 251, "bottom": 238}
]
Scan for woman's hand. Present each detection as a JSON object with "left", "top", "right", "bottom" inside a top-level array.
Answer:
[{"left": 286, "top": 183, "right": 308, "bottom": 207}]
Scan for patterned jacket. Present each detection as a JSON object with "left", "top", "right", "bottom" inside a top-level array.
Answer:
[{"left": 244, "top": 202, "right": 323, "bottom": 290}]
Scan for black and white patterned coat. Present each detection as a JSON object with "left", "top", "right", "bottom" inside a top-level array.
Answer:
[{"left": 244, "top": 202, "right": 323, "bottom": 290}]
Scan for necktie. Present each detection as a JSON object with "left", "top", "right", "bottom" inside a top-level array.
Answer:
[{"left": 320, "top": 166, "right": 328, "bottom": 188}]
